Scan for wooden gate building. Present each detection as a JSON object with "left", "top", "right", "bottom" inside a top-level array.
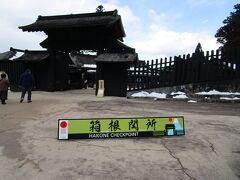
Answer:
[{"left": 19, "top": 10, "right": 138, "bottom": 96}]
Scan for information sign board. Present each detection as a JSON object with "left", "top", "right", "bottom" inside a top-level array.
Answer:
[{"left": 58, "top": 117, "right": 185, "bottom": 139}]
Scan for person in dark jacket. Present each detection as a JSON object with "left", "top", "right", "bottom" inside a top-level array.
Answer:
[
  {"left": 19, "top": 69, "right": 35, "bottom": 103},
  {"left": 0, "top": 73, "right": 10, "bottom": 104}
]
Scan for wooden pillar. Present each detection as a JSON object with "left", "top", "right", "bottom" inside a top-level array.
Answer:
[
  {"left": 95, "top": 62, "right": 102, "bottom": 96},
  {"left": 48, "top": 50, "right": 56, "bottom": 91}
]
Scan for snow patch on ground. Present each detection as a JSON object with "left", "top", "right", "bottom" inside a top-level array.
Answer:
[
  {"left": 131, "top": 91, "right": 149, "bottom": 97},
  {"left": 195, "top": 89, "right": 240, "bottom": 96},
  {"left": 131, "top": 91, "right": 167, "bottom": 99},
  {"left": 220, "top": 97, "right": 240, "bottom": 100},
  {"left": 173, "top": 94, "right": 188, "bottom": 99},
  {"left": 131, "top": 89, "right": 240, "bottom": 102},
  {"left": 148, "top": 92, "right": 167, "bottom": 99},
  {"left": 188, "top": 100, "right": 197, "bottom": 103},
  {"left": 171, "top": 91, "right": 185, "bottom": 95}
]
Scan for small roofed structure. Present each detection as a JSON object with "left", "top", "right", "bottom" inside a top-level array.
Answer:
[
  {"left": 0, "top": 50, "right": 16, "bottom": 61},
  {"left": 96, "top": 53, "right": 138, "bottom": 97},
  {"left": 13, "top": 51, "right": 49, "bottom": 62},
  {"left": 11, "top": 48, "right": 72, "bottom": 91},
  {"left": 0, "top": 50, "right": 24, "bottom": 90}
]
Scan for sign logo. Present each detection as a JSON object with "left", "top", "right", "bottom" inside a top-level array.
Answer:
[
  {"left": 58, "top": 120, "right": 68, "bottom": 139},
  {"left": 58, "top": 117, "right": 185, "bottom": 140}
]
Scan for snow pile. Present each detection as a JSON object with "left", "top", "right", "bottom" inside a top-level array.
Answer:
[
  {"left": 173, "top": 94, "right": 188, "bottom": 99},
  {"left": 220, "top": 97, "right": 240, "bottom": 101},
  {"left": 87, "top": 70, "right": 96, "bottom": 73},
  {"left": 131, "top": 91, "right": 149, "bottom": 97},
  {"left": 131, "top": 91, "right": 167, "bottom": 99},
  {"left": 131, "top": 91, "right": 186, "bottom": 99},
  {"left": 195, "top": 89, "right": 240, "bottom": 101},
  {"left": 195, "top": 90, "right": 240, "bottom": 96},
  {"left": 83, "top": 64, "right": 96, "bottom": 68},
  {"left": 188, "top": 100, "right": 197, "bottom": 103},
  {"left": 171, "top": 91, "right": 185, "bottom": 95},
  {"left": 131, "top": 89, "right": 240, "bottom": 102},
  {"left": 148, "top": 92, "right": 167, "bottom": 99}
]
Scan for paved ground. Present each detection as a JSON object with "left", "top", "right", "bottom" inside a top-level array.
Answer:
[{"left": 0, "top": 89, "right": 240, "bottom": 180}]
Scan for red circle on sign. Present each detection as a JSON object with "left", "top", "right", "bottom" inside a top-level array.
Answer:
[
  {"left": 60, "top": 121, "right": 67, "bottom": 128},
  {"left": 169, "top": 118, "right": 173, "bottom": 122}
]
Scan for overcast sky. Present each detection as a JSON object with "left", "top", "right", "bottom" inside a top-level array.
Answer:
[{"left": 0, "top": 0, "right": 238, "bottom": 60}]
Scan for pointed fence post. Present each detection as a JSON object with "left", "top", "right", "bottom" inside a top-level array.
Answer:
[
  {"left": 137, "top": 61, "right": 141, "bottom": 90},
  {"left": 155, "top": 59, "right": 158, "bottom": 87},
  {"left": 146, "top": 61, "right": 150, "bottom": 89},
  {"left": 133, "top": 63, "right": 137, "bottom": 90},
  {"left": 150, "top": 60, "right": 154, "bottom": 88},
  {"left": 180, "top": 55, "right": 185, "bottom": 83},
  {"left": 169, "top": 57, "right": 174, "bottom": 86},
  {"left": 159, "top": 58, "right": 163, "bottom": 87}
]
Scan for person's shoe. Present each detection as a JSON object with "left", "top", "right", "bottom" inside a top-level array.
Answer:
[
  {"left": 28, "top": 100, "right": 32, "bottom": 103},
  {"left": 20, "top": 99, "right": 23, "bottom": 103}
]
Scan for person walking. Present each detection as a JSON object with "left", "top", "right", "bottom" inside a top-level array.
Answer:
[
  {"left": 19, "top": 69, "right": 35, "bottom": 103},
  {"left": 0, "top": 73, "right": 10, "bottom": 105}
]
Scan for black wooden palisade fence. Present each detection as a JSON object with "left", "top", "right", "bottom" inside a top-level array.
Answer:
[
  {"left": 0, "top": 61, "right": 26, "bottom": 90},
  {"left": 1, "top": 47, "right": 240, "bottom": 92},
  {"left": 127, "top": 47, "right": 240, "bottom": 91}
]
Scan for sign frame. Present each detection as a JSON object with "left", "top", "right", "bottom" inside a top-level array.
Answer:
[{"left": 58, "top": 116, "right": 185, "bottom": 140}]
